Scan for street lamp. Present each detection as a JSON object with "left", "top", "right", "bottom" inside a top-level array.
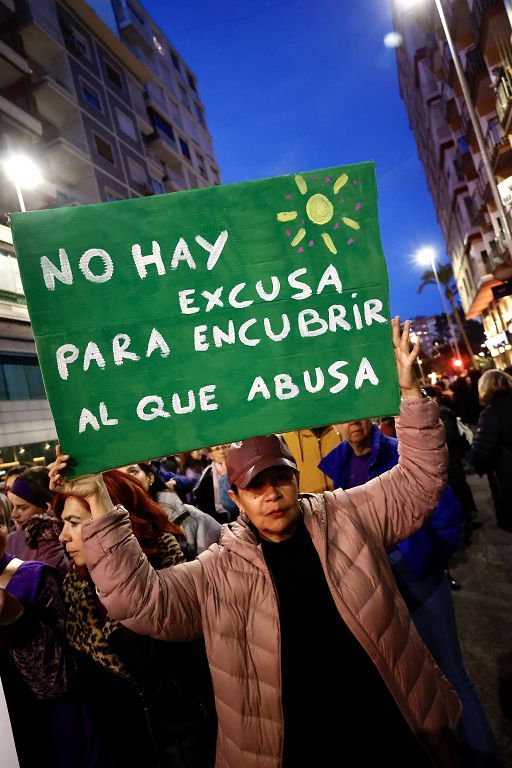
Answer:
[
  {"left": 396, "top": 0, "right": 512, "bottom": 251},
  {"left": 2, "top": 153, "right": 42, "bottom": 212},
  {"left": 409, "top": 330, "right": 426, "bottom": 380},
  {"left": 416, "top": 247, "right": 463, "bottom": 361}
]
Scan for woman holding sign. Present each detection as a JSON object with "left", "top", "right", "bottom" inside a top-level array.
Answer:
[{"left": 48, "top": 319, "right": 461, "bottom": 767}]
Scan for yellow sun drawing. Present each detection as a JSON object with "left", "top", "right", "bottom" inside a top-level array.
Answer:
[{"left": 277, "top": 173, "right": 360, "bottom": 254}]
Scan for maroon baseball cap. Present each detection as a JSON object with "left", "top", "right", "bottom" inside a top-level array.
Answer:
[{"left": 226, "top": 434, "right": 297, "bottom": 489}]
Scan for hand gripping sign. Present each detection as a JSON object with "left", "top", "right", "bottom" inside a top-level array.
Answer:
[{"left": 10, "top": 162, "right": 399, "bottom": 476}]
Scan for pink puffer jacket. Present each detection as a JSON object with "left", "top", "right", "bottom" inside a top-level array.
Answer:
[{"left": 82, "top": 399, "right": 461, "bottom": 767}]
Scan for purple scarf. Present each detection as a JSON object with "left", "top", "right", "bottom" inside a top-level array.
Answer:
[{"left": 0, "top": 553, "right": 55, "bottom": 605}]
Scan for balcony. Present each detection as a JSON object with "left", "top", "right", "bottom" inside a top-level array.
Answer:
[
  {"left": 31, "top": 73, "right": 78, "bottom": 127},
  {"left": 17, "top": 0, "right": 64, "bottom": 70},
  {"left": 488, "top": 231, "right": 512, "bottom": 281},
  {"left": 464, "top": 47, "right": 493, "bottom": 112},
  {"left": 163, "top": 167, "right": 187, "bottom": 192},
  {"left": 42, "top": 122, "right": 91, "bottom": 187},
  {"left": 495, "top": 67, "right": 512, "bottom": 134},
  {"left": 116, "top": 2, "right": 152, "bottom": 53},
  {"left": 127, "top": 80, "right": 152, "bottom": 136},
  {"left": 447, "top": 0, "right": 474, "bottom": 48},
  {"left": 485, "top": 117, "right": 512, "bottom": 174},
  {"left": 454, "top": 139, "right": 477, "bottom": 181},
  {"left": 476, "top": 170, "right": 492, "bottom": 207},
  {"left": 0, "top": 39, "right": 30, "bottom": 89},
  {"left": 145, "top": 125, "right": 182, "bottom": 168},
  {"left": 459, "top": 101, "right": 478, "bottom": 152},
  {"left": 472, "top": 0, "right": 507, "bottom": 66},
  {"left": 0, "top": 92, "right": 42, "bottom": 135},
  {"left": 443, "top": 93, "right": 460, "bottom": 130}
]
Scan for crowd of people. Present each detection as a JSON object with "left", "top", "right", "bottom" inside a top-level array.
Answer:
[{"left": 0, "top": 321, "right": 511, "bottom": 767}]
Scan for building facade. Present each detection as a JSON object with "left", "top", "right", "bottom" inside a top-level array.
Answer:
[
  {"left": 0, "top": 0, "right": 220, "bottom": 466},
  {"left": 392, "top": 0, "right": 512, "bottom": 369},
  {"left": 411, "top": 313, "right": 444, "bottom": 357}
]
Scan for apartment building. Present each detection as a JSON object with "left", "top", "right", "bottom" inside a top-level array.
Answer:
[
  {"left": 411, "top": 313, "right": 444, "bottom": 357},
  {"left": 0, "top": 0, "right": 220, "bottom": 466},
  {"left": 391, "top": 0, "right": 512, "bottom": 369}
]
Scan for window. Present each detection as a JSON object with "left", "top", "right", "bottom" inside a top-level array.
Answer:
[
  {"left": 82, "top": 84, "right": 101, "bottom": 111},
  {"left": 195, "top": 102, "right": 205, "bottom": 126},
  {"left": 64, "top": 27, "right": 89, "bottom": 59},
  {"left": 105, "top": 190, "right": 122, "bottom": 202},
  {"left": 150, "top": 109, "right": 175, "bottom": 143},
  {"left": 179, "top": 84, "right": 190, "bottom": 110},
  {"left": 186, "top": 71, "right": 197, "bottom": 92},
  {"left": 179, "top": 137, "right": 191, "bottom": 160},
  {"left": 0, "top": 354, "right": 45, "bottom": 401},
  {"left": 106, "top": 63, "right": 122, "bottom": 89},
  {"left": 196, "top": 152, "right": 207, "bottom": 178},
  {"left": 457, "top": 136, "right": 469, "bottom": 155},
  {"left": 463, "top": 195, "right": 477, "bottom": 222},
  {"left": 94, "top": 134, "right": 114, "bottom": 164},
  {"left": 151, "top": 177, "right": 164, "bottom": 195},
  {"left": 128, "top": 157, "right": 147, "bottom": 187},
  {"left": 170, "top": 50, "right": 180, "bottom": 71},
  {"left": 0, "top": 252, "right": 23, "bottom": 296},
  {"left": 116, "top": 108, "right": 137, "bottom": 140}
]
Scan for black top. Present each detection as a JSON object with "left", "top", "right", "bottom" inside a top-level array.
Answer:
[{"left": 261, "top": 519, "right": 431, "bottom": 767}]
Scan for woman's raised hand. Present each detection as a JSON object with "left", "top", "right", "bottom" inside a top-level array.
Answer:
[
  {"left": 49, "top": 446, "right": 114, "bottom": 517},
  {"left": 391, "top": 316, "right": 422, "bottom": 399}
]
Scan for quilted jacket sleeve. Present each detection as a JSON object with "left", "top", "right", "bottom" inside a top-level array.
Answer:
[
  {"left": 337, "top": 399, "right": 448, "bottom": 546},
  {"left": 81, "top": 508, "right": 205, "bottom": 642}
]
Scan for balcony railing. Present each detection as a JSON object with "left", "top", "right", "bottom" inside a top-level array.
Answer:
[
  {"left": 485, "top": 117, "right": 510, "bottom": 166},
  {"left": 496, "top": 67, "right": 512, "bottom": 130},
  {"left": 488, "top": 230, "right": 512, "bottom": 280},
  {"left": 464, "top": 47, "right": 487, "bottom": 97}
]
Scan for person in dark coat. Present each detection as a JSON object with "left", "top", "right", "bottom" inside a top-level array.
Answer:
[
  {"left": 424, "top": 385, "right": 480, "bottom": 540},
  {"left": 0, "top": 527, "right": 87, "bottom": 768},
  {"left": 472, "top": 369, "right": 512, "bottom": 533},
  {"left": 193, "top": 445, "right": 238, "bottom": 523},
  {"left": 319, "top": 419, "right": 503, "bottom": 767}
]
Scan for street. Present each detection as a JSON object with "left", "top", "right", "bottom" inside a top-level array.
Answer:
[{"left": 451, "top": 472, "right": 512, "bottom": 763}]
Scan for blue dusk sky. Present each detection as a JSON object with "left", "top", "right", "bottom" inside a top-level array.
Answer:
[{"left": 143, "top": 0, "right": 448, "bottom": 320}]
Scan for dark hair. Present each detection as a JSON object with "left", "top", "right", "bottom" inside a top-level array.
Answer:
[
  {"left": 5, "top": 464, "right": 30, "bottom": 479},
  {"left": 137, "top": 461, "right": 168, "bottom": 499},
  {"left": 15, "top": 467, "right": 53, "bottom": 507},
  {"left": 179, "top": 450, "right": 206, "bottom": 474},
  {"left": 53, "top": 470, "right": 185, "bottom": 560}
]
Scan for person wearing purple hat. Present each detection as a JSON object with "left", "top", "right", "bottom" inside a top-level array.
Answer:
[
  {"left": 48, "top": 318, "right": 462, "bottom": 768},
  {"left": 7, "top": 467, "right": 68, "bottom": 576}
]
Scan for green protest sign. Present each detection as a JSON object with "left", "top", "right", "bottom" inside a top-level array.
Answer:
[{"left": 11, "top": 162, "right": 399, "bottom": 476}]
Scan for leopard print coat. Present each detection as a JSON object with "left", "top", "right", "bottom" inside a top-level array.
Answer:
[{"left": 63, "top": 532, "right": 183, "bottom": 679}]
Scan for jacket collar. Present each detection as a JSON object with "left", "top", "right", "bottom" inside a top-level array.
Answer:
[{"left": 218, "top": 495, "right": 324, "bottom": 569}]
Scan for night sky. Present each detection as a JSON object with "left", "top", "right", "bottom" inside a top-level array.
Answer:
[{"left": 142, "top": 0, "right": 448, "bottom": 320}]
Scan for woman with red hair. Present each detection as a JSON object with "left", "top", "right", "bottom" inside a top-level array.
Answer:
[{"left": 54, "top": 469, "right": 216, "bottom": 768}]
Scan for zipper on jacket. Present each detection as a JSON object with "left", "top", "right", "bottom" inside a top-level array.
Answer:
[
  {"left": 305, "top": 502, "right": 435, "bottom": 762},
  {"left": 259, "top": 546, "right": 286, "bottom": 766}
]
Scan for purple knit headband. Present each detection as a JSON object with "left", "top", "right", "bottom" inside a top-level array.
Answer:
[{"left": 10, "top": 477, "right": 48, "bottom": 509}]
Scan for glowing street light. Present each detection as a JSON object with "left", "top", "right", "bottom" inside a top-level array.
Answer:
[
  {"left": 415, "top": 247, "right": 463, "bottom": 363},
  {"left": 2, "top": 153, "right": 43, "bottom": 212}
]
